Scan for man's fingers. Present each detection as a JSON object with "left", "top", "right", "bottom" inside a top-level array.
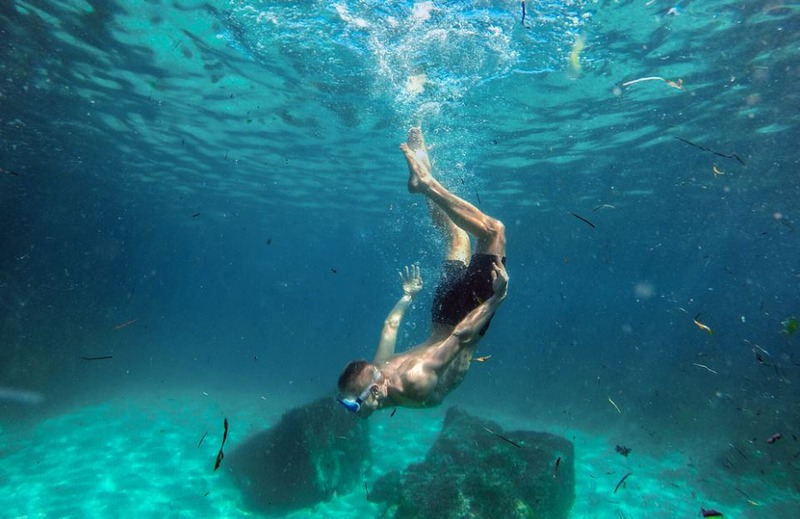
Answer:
[
  {"left": 400, "top": 265, "right": 420, "bottom": 281},
  {"left": 399, "top": 264, "right": 422, "bottom": 287},
  {"left": 493, "top": 259, "right": 508, "bottom": 280}
]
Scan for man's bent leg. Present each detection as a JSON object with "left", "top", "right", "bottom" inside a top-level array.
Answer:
[
  {"left": 405, "top": 128, "right": 471, "bottom": 263},
  {"left": 402, "top": 131, "right": 505, "bottom": 258},
  {"left": 429, "top": 199, "right": 471, "bottom": 263}
]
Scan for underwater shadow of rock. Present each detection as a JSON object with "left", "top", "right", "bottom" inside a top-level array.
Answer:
[
  {"left": 226, "top": 396, "right": 370, "bottom": 513},
  {"left": 370, "top": 407, "right": 575, "bottom": 519}
]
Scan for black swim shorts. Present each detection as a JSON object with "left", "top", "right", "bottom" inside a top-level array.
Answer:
[{"left": 431, "top": 253, "right": 507, "bottom": 336}]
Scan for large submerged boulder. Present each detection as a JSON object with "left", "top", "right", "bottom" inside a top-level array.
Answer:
[
  {"left": 370, "top": 407, "right": 574, "bottom": 519},
  {"left": 227, "top": 396, "right": 370, "bottom": 512}
]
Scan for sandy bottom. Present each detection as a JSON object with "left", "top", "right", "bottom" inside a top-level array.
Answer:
[{"left": 0, "top": 389, "right": 796, "bottom": 518}]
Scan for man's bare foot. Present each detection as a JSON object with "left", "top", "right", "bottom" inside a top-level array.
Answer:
[
  {"left": 401, "top": 143, "right": 430, "bottom": 193},
  {"left": 406, "top": 127, "right": 432, "bottom": 172},
  {"left": 402, "top": 127, "right": 433, "bottom": 193}
]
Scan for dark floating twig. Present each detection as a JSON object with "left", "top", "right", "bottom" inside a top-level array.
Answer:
[
  {"left": 475, "top": 190, "right": 482, "bottom": 204},
  {"left": 570, "top": 212, "right": 596, "bottom": 229},
  {"left": 81, "top": 355, "right": 113, "bottom": 361},
  {"left": 553, "top": 456, "right": 561, "bottom": 478},
  {"left": 613, "top": 472, "right": 632, "bottom": 493},
  {"left": 767, "top": 432, "right": 782, "bottom": 444},
  {"left": 729, "top": 443, "right": 747, "bottom": 459},
  {"left": 1, "top": 166, "right": 21, "bottom": 176},
  {"left": 192, "top": 213, "right": 201, "bottom": 218},
  {"left": 675, "top": 137, "right": 746, "bottom": 165},
  {"left": 390, "top": 408, "right": 397, "bottom": 417},
  {"left": 778, "top": 218, "right": 794, "bottom": 231},
  {"left": 197, "top": 431, "right": 208, "bottom": 448},
  {"left": 521, "top": 1, "right": 528, "bottom": 27},
  {"left": 482, "top": 426, "right": 522, "bottom": 448},
  {"left": 214, "top": 417, "right": 229, "bottom": 471}
]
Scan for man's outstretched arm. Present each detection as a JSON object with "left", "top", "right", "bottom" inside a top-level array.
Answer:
[
  {"left": 427, "top": 259, "right": 508, "bottom": 369},
  {"left": 373, "top": 265, "right": 423, "bottom": 365}
]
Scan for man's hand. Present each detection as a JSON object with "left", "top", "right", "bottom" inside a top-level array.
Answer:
[
  {"left": 491, "top": 259, "right": 508, "bottom": 300},
  {"left": 375, "top": 265, "right": 422, "bottom": 364},
  {"left": 400, "top": 264, "right": 423, "bottom": 297}
]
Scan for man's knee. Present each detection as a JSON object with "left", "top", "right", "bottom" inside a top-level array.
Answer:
[{"left": 486, "top": 218, "right": 505, "bottom": 244}]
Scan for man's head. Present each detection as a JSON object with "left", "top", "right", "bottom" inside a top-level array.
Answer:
[{"left": 337, "top": 359, "right": 384, "bottom": 418}]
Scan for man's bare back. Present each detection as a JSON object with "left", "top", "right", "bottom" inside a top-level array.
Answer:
[{"left": 336, "top": 128, "right": 508, "bottom": 418}]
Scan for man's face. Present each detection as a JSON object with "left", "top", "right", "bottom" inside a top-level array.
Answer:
[{"left": 337, "top": 366, "right": 382, "bottom": 418}]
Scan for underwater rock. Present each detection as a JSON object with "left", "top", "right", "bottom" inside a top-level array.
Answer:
[
  {"left": 370, "top": 407, "right": 574, "bottom": 519},
  {"left": 227, "top": 396, "right": 370, "bottom": 512}
]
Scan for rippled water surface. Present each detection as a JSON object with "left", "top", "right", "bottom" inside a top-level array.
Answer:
[{"left": 1, "top": 1, "right": 799, "bottom": 517}]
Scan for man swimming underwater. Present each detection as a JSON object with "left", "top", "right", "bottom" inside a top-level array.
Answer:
[{"left": 336, "top": 127, "right": 508, "bottom": 418}]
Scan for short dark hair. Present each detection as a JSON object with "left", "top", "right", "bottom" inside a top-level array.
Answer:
[{"left": 338, "top": 359, "right": 371, "bottom": 393}]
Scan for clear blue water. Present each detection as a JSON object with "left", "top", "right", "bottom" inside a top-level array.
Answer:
[{"left": 1, "top": 0, "right": 799, "bottom": 517}]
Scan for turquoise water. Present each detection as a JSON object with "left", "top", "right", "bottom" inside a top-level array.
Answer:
[{"left": 1, "top": 0, "right": 799, "bottom": 517}]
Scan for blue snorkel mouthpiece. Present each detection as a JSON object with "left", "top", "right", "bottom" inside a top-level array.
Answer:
[
  {"left": 337, "top": 395, "right": 364, "bottom": 413},
  {"left": 337, "top": 369, "right": 381, "bottom": 413}
]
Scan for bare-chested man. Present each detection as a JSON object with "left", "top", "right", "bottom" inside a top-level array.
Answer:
[{"left": 336, "top": 127, "right": 508, "bottom": 418}]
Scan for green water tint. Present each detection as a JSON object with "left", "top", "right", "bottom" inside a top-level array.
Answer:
[{"left": 782, "top": 316, "right": 797, "bottom": 336}]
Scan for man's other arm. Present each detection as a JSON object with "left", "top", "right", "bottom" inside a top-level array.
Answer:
[{"left": 426, "top": 259, "right": 508, "bottom": 370}]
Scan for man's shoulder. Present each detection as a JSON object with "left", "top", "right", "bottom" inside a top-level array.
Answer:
[{"left": 393, "top": 356, "right": 436, "bottom": 400}]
